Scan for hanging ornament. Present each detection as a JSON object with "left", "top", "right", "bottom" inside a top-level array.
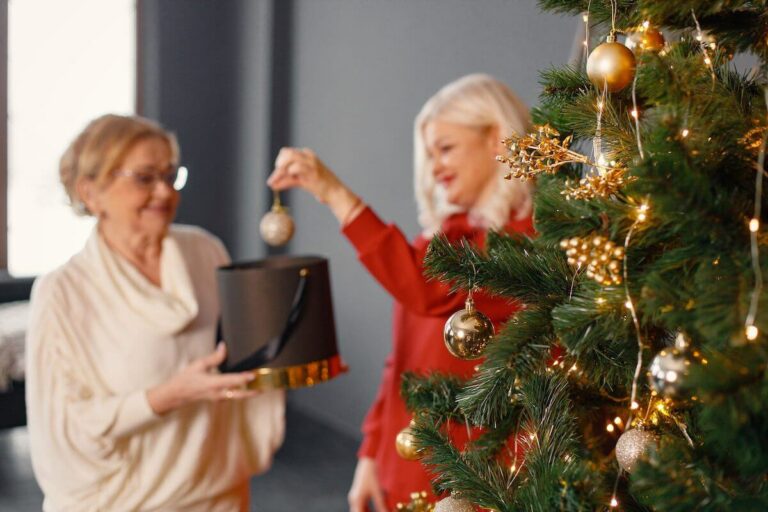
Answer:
[
  {"left": 647, "top": 331, "right": 704, "bottom": 400},
  {"left": 625, "top": 24, "right": 665, "bottom": 54},
  {"left": 260, "top": 192, "right": 295, "bottom": 246},
  {"left": 586, "top": 33, "right": 636, "bottom": 92},
  {"left": 497, "top": 125, "right": 632, "bottom": 199},
  {"left": 395, "top": 420, "right": 423, "bottom": 461},
  {"left": 615, "top": 426, "right": 656, "bottom": 473},
  {"left": 559, "top": 234, "right": 624, "bottom": 286},
  {"left": 443, "top": 292, "right": 494, "bottom": 360},
  {"left": 396, "top": 491, "right": 435, "bottom": 512},
  {"left": 434, "top": 494, "right": 475, "bottom": 512}
]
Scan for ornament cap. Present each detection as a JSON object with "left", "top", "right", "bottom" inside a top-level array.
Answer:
[{"left": 674, "top": 331, "right": 691, "bottom": 350}]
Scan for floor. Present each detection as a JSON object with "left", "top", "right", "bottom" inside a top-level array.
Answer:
[{"left": 0, "top": 404, "right": 359, "bottom": 512}]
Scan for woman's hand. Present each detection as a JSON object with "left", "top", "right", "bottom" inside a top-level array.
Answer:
[
  {"left": 268, "top": 147, "right": 364, "bottom": 225},
  {"left": 146, "top": 342, "right": 259, "bottom": 415},
  {"left": 348, "top": 457, "right": 387, "bottom": 512}
]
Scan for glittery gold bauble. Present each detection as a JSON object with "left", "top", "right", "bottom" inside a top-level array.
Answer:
[
  {"left": 434, "top": 495, "right": 475, "bottom": 512},
  {"left": 615, "top": 428, "right": 656, "bottom": 473},
  {"left": 626, "top": 26, "right": 665, "bottom": 54},
  {"left": 648, "top": 332, "right": 701, "bottom": 399},
  {"left": 259, "top": 204, "right": 295, "bottom": 246},
  {"left": 396, "top": 491, "right": 434, "bottom": 512},
  {"left": 443, "top": 297, "right": 494, "bottom": 360},
  {"left": 586, "top": 37, "right": 637, "bottom": 92},
  {"left": 395, "top": 420, "right": 422, "bottom": 461}
]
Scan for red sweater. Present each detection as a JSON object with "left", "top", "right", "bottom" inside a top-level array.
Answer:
[{"left": 342, "top": 206, "right": 535, "bottom": 509}]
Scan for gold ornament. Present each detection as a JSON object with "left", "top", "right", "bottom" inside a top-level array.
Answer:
[
  {"left": 443, "top": 295, "right": 494, "bottom": 360},
  {"left": 562, "top": 166, "right": 636, "bottom": 200},
  {"left": 434, "top": 494, "right": 475, "bottom": 512},
  {"left": 497, "top": 125, "right": 630, "bottom": 195},
  {"left": 395, "top": 420, "right": 422, "bottom": 461},
  {"left": 586, "top": 34, "right": 636, "bottom": 92},
  {"left": 396, "top": 491, "right": 435, "bottom": 512},
  {"left": 625, "top": 25, "right": 665, "bottom": 54},
  {"left": 260, "top": 194, "right": 295, "bottom": 246},
  {"left": 648, "top": 331, "right": 703, "bottom": 400},
  {"left": 615, "top": 427, "right": 656, "bottom": 473},
  {"left": 559, "top": 234, "right": 623, "bottom": 286}
]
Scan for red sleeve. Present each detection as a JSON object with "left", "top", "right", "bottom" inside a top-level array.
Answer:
[
  {"left": 356, "top": 354, "right": 395, "bottom": 459},
  {"left": 342, "top": 207, "right": 468, "bottom": 317}
]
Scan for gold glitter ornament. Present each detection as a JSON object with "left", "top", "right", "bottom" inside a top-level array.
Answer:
[
  {"left": 559, "top": 234, "right": 623, "bottom": 286},
  {"left": 625, "top": 25, "right": 665, "bottom": 54},
  {"left": 259, "top": 194, "right": 295, "bottom": 246},
  {"left": 586, "top": 34, "right": 637, "bottom": 92},
  {"left": 615, "top": 427, "right": 656, "bottom": 473},
  {"left": 443, "top": 295, "right": 494, "bottom": 359},
  {"left": 395, "top": 420, "right": 422, "bottom": 461},
  {"left": 434, "top": 494, "right": 475, "bottom": 512},
  {"left": 396, "top": 491, "right": 435, "bottom": 512}
]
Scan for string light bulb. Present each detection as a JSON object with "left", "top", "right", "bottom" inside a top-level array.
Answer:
[
  {"left": 749, "top": 218, "right": 760, "bottom": 232},
  {"left": 610, "top": 496, "right": 619, "bottom": 508},
  {"left": 746, "top": 324, "right": 759, "bottom": 340},
  {"left": 681, "top": 128, "right": 690, "bottom": 138},
  {"left": 607, "top": 423, "right": 616, "bottom": 433}
]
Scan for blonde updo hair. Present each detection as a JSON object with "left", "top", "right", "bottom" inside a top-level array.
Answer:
[
  {"left": 60, "top": 114, "right": 179, "bottom": 215},
  {"left": 414, "top": 73, "right": 532, "bottom": 236}
]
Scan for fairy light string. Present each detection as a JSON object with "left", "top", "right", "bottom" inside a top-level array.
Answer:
[
  {"left": 582, "top": 0, "right": 592, "bottom": 64},
  {"left": 745, "top": 87, "right": 768, "bottom": 342},
  {"left": 691, "top": 9, "right": 716, "bottom": 86}
]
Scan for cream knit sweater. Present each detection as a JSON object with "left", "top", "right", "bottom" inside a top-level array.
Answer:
[{"left": 25, "top": 224, "right": 285, "bottom": 511}]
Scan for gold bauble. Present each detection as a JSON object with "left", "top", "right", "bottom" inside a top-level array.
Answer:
[
  {"left": 434, "top": 495, "right": 475, "bottom": 512},
  {"left": 615, "top": 428, "right": 656, "bottom": 473},
  {"left": 443, "top": 297, "right": 494, "bottom": 360},
  {"left": 395, "top": 420, "right": 422, "bottom": 461},
  {"left": 626, "top": 26, "right": 665, "bottom": 54},
  {"left": 259, "top": 204, "right": 295, "bottom": 246},
  {"left": 586, "top": 38, "right": 636, "bottom": 92}
]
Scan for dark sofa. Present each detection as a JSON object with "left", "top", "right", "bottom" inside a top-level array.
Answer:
[{"left": 0, "top": 277, "right": 35, "bottom": 429}]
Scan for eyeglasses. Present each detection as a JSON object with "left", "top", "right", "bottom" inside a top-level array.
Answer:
[{"left": 113, "top": 165, "right": 189, "bottom": 191}]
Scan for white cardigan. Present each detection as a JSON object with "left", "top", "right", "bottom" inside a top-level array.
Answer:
[{"left": 25, "top": 224, "right": 285, "bottom": 511}]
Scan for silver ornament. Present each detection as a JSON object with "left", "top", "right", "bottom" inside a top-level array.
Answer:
[
  {"left": 434, "top": 495, "right": 475, "bottom": 512},
  {"left": 615, "top": 428, "right": 656, "bottom": 473},
  {"left": 648, "top": 332, "right": 698, "bottom": 399},
  {"left": 443, "top": 297, "right": 494, "bottom": 360},
  {"left": 259, "top": 204, "right": 295, "bottom": 246}
]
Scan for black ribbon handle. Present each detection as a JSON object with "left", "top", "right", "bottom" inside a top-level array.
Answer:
[{"left": 226, "top": 270, "right": 309, "bottom": 372}]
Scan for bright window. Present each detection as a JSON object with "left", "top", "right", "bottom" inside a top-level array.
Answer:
[{"left": 8, "top": 0, "right": 136, "bottom": 276}]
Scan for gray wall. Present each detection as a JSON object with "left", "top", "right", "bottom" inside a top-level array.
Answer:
[
  {"left": 140, "top": 0, "right": 577, "bottom": 438},
  {"left": 282, "top": 0, "right": 577, "bottom": 437}
]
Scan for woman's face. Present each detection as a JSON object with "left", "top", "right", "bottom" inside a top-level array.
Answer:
[
  {"left": 423, "top": 120, "right": 500, "bottom": 209},
  {"left": 86, "top": 137, "right": 180, "bottom": 239}
]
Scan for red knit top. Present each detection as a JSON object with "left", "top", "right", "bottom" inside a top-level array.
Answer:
[{"left": 342, "top": 206, "right": 535, "bottom": 509}]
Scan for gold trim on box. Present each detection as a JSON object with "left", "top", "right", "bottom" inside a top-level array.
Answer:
[{"left": 246, "top": 354, "right": 348, "bottom": 390}]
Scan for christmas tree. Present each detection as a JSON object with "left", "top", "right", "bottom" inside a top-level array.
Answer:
[{"left": 400, "top": 1, "right": 768, "bottom": 510}]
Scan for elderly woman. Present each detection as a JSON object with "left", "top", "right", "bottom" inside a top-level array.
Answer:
[
  {"left": 25, "top": 114, "right": 285, "bottom": 511},
  {"left": 268, "top": 74, "right": 534, "bottom": 511}
]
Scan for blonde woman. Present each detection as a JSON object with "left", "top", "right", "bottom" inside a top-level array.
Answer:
[
  {"left": 269, "top": 73, "right": 533, "bottom": 511},
  {"left": 26, "top": 114, "right": 285, "bottom": 511}
]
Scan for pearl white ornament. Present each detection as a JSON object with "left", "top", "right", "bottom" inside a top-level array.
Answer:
[
  {"left": 615, "top": 428, "right": 656, "bottom": 473},
  {"left": 260, "top": 205, "right": 295, "bottom": 246}
]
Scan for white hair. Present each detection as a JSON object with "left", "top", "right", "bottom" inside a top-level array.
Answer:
[{"left": 414, "top": 73, "right": 533, "bottom": 236}]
